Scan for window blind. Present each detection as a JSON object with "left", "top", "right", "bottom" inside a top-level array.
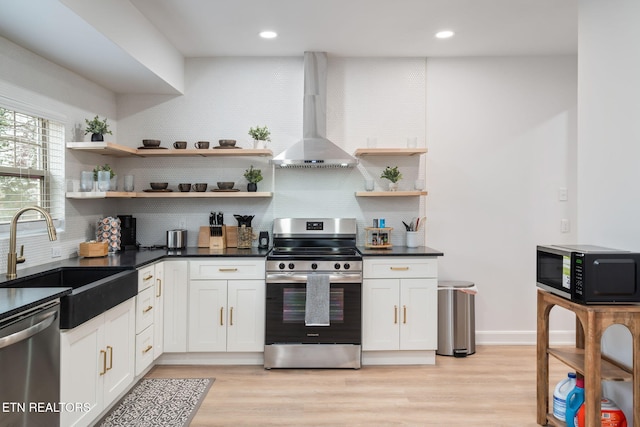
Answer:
[{"left": 0, "top": 107, "right": 64, "bottom": 224}]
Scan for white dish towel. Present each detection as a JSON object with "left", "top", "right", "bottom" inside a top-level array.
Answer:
[{"left": 305, "top": 274, "right": 330, "bottom": 326}]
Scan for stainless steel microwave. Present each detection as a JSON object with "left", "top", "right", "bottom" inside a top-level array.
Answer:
[{"left": 536, "top": 244, "right": 640, "bottom": 304}]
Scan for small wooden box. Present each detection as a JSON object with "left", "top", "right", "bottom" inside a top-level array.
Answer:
[{"left": 79, "top": 241, "right": 108, "bottom": 257}]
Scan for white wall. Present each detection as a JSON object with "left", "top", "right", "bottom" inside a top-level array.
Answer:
[
  {"left": 0, "top": 36, "right": 118, "bottom": 273},
  {"left": 577, "top": 0, "right": 640, "bottom": 421},
  {"left": 426, "top": 56, "right": 578, "bottom": 344}
]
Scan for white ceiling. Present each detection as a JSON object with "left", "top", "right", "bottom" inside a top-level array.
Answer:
[{"left": 0, "top": 0, "right": 578, "bottom": 94}]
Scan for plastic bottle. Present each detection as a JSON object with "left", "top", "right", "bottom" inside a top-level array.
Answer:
[
  {"left": 577, "top": 397, "right": 627, "bottom": 427},
  {"left": 553, "top": 372, "right": 577, "bottom": 420},
  {"left": 565, "top": 377, "right": 585, "bottom": 427}
]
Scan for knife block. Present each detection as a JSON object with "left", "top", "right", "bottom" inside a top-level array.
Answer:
[{"left": 198, "top": 226, "right": 227, "bottom": 249}]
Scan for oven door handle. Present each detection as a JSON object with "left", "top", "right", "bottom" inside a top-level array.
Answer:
[{"left": 266, "top": 273, "right": 362, "bottom": 283}]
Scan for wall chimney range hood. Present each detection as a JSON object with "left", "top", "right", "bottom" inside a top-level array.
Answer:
[{"left": 272, "top": 52, "right": 358, "bottom": 168}]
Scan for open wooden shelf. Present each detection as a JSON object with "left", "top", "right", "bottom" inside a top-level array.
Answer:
[
  {"left": 355, "top": 191, "right": 427, "bottom": 197},
  {"left": 66, "top": 191, "right": 272, "bottom": 199},
  {"left": 548, "top": 347, "right": 633, "bottom": 381},
  {"left": 66, "top": 142, "right": 272, "bottom": 157},
  {"left": 354, "top": 148, "right": 427, "bottom": 157}
]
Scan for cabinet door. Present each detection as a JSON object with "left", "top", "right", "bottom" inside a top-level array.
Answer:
[
  {"left": 153, "top": 261, "right": 164, "bottom": 359},
  {"left": 399, "top": 278, "right": 438, "bottom": 350},
  {"left": 163, "top": 261, "right": 188, "bottom": 352},
  {"left": 362, "top": 278, "right": 400, "bottom": 351},
  {"left": 188, "top": 280, "right": 227, "bottom": 352},
  {"left": 103, "top": 298, "right": 135, "bottom": 406},
  {"left": 226, "top": 280, "right": 265, "bottom": 352},
  {"left": 60, "top": 315, "right": 105, "bottom": 427}
]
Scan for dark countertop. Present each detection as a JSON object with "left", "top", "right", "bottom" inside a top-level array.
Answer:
[
  {"left": 357, "top": 245, "right": 444, "bottom": 257},
  {"left": 0, "top": 287, "right": 71, "bottom": 321}
]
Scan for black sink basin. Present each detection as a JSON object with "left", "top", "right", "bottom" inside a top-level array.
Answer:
[{"left": 3, "top": 267, "right": 137, "bottom": 329}]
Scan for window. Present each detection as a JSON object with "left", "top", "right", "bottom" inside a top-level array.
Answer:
[{"left": 0, "top": 106, "right": 64, "bottom": 225}]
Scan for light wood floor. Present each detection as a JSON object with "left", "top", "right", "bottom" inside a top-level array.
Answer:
[{"left": 147, "top": 346, "right": 566, "bottom": 426}]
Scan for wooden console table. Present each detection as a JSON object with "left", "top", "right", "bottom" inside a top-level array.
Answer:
[{"left": 537, "top": 289, "right": 640, "bottom": 426}]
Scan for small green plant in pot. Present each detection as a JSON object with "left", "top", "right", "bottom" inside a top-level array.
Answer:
[
  {"left": 248, "top": 125, "right": 271, "bottom": 149},
  {"left": 93, "top": 164, "right": 116, "bottom": 191},
  {"left": 243, "top": 165, "right": 263, "bottom": 192},
  {"left": 84, "top": 115, "right": 113, "bottom": 142},
  {"left": 381, "top": 166, "right": 402, "bottom": 191}
]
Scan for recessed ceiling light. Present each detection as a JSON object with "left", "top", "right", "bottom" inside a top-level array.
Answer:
[
  {"left": 259, "top": 31, "right": 278, "bottom": 39},
  {"left": 435, "top": 30, "right": 455, "bottom": 39}
]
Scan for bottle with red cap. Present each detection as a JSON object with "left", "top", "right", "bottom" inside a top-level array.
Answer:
[{"left": 565, "top": 377, "right": 585, "bottom": 427}]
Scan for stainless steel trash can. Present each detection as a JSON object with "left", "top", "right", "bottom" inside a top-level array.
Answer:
[{"left": 437, "top": 281, "right": 476, "bottom": 357}]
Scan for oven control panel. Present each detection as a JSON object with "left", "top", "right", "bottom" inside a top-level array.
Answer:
[{"left": 266, "top": 260, "right": 362, "bottom": 273}]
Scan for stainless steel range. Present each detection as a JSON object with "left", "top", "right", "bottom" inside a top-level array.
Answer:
[{"left": 264, "top": 218, "right": 362, "bottom": 369}]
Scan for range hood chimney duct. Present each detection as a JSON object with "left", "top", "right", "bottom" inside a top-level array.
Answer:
[{"left": 272, "top": 52, "right": 358, "bottom": 168}]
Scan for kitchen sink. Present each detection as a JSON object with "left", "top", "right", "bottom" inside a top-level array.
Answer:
[{"left": 3, "top": 267, "right": 137, "bottom": 329}]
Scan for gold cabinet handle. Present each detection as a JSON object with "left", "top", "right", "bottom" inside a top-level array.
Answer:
[
  {"left": 390, "top": 267, "right": 410, "bottom": 271},
  {"left": 143, "top": 273, "right": 153, "bottom": 281},
  {"left": 220, "top": 307, "right": 224, "bottom": 326},
  {"left": 403, "top": 305, "right": 407, "bottom": 324},
  {"left": 106, "top": 345, "right": 113, "bottom": 371},
  {"left": 99, "top": 349, "right": 107, "bottom": 376},
  {"left": 219, "top": 268, "right": 238, "bottom": 272},
  {"left": 156, "top": 278, "right": 162, "bottom": 297},
  {"left": 142, "top": 344, "right": 153, "bottom": 354},
  {"left": 230, "top": 307, "right": 233, "bottom": 326},
  {"left": 394, "top": 305, "right": 398, "bottom": 324},
  {"left": 143, "top": 305, "right": 153, "bottom": 314}
]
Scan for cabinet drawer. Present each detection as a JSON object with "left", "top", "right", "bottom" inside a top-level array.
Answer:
[
  {"left": 364, "top": 257, "right": 438, "bottom": 279},
  {"left": 136, "top": 286, "right": 155, "bottom": 334},
  {"left": 190, "top": 259, "right": 265, "bottom": 280},
  {"left": 138, "top": 265, "right": 155, "bottom": 292},
  {"left": 135, "top": 325, "right": 154, "bottom": 376}
]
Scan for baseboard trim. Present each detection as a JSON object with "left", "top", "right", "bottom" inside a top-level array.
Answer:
[{"left": 476, "top": 330, "right": 575, "bottom": 346}]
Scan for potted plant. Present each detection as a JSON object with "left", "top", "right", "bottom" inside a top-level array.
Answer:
[
  {"left": 380, "top": 166, "right": 402, "bottom": 191},
  {"left": 248, "top": 125, "right": 271, "bottom": 149},
  {"left": 84, "top": 115, "right": 113, "bottom": 142},
  {"left": 243, "top": 165, "right": 263, "bottom": 192},
  {"left": 93, "top": 164, "right": 116, "bottom": 191}
]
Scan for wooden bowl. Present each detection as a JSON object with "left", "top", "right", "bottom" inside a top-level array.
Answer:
[
  {"left": 217, "top": 182, "right": 235, "bottom": 190},
  {"left": 150, "top": 182, "right": 168, "bottom": 190}
]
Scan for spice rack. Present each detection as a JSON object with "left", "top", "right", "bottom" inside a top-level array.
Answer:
[
  {"left": 364, "top": 227, "right": 393, "bottom": 249},
  {"left": 536, "top": 289, "right": 640, "bottom": 426}
]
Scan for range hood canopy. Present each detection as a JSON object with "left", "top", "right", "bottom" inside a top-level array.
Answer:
[{"left": 272, "top": 52, "right": 358, "bottom": 169}]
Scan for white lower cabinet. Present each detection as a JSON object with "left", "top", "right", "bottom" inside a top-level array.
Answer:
[
  {"left": 60, "top": 298, "right": 135, "bottom": 427},
  {"left": 163, "top": 260, "right": 189, "bottom": 352},
  {"left": 362, "top": 257, "right": 438, "bottom": 364},
  {"left": 134, "top": 262, "right": 164, "bottom": 375},
  {"left": 188, "top": 259, "right": 265, "bottom": 352}
]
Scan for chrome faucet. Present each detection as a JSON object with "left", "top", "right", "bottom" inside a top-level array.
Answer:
[{"left": 6, "top": 206, "right": 57, "bottom": 279}]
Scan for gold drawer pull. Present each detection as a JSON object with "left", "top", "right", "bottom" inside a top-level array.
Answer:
[
  {"left": 394, "top": 305, "right": 398, "bottom": 324},
  {"left": 143, "top": 274, "right": 153, "bottom": 281},
  {"left": 220, "top": 307, "right": 224, "bottom": 326},
  {"left": 219, "top": 268, "right": 238, "bottom": 272},
  {"left": 156, "top": 278, "right": 162, "bottom": 297},
  {"left": 230, "top": 307, "right": 233, "bottom": 326},
  {"left": 143, "top": 305, "right": 153, "bottom": 313},
  {"left": 106, "top": 345, "right": 113, "bottom": 371},
  {"left": 390, "top": 267, "right": 410, "bottom": 271},
  {"left": 142, "top": 345, "right": 153, "bottom": 354},
  {"left": 99, "top": 349, "right": 107, "bottom": 376},
  {"left": 403, "top": 305, "right": 407, "bottom": 324}
]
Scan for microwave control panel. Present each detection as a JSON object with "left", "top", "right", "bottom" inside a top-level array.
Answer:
[{"left": 572, "top": 253, "right": 584, "bottom": 296}]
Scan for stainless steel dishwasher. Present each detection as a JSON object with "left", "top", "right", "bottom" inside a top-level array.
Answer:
[{"left": 0, "top": 299, "right": 61, "bottom": 427}]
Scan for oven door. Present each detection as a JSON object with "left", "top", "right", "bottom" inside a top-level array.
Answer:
[{"left": 265, "top": 273, "right": 361, "bottom": 344}]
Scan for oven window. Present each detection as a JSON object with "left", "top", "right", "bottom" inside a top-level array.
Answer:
[{"left": 282, "top": 288, "right": 344, "bottom": 323}]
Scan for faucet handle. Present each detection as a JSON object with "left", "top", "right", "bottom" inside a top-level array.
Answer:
[{"left": 16, "top": 245, "right": 25, "bottom": 264}]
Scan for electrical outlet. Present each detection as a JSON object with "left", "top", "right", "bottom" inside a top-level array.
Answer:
[
  {"left": 558, "top": 187, "right": 568, "bottom": 201},
  {"left": 561, "top": 219, "right": 570, "bottom": 233},
  {"left": 51, "top": 246, "right": 62, "bottom": 258},
  {"left": 179, "top": 218, "right": 186, "bottom": 229}
]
